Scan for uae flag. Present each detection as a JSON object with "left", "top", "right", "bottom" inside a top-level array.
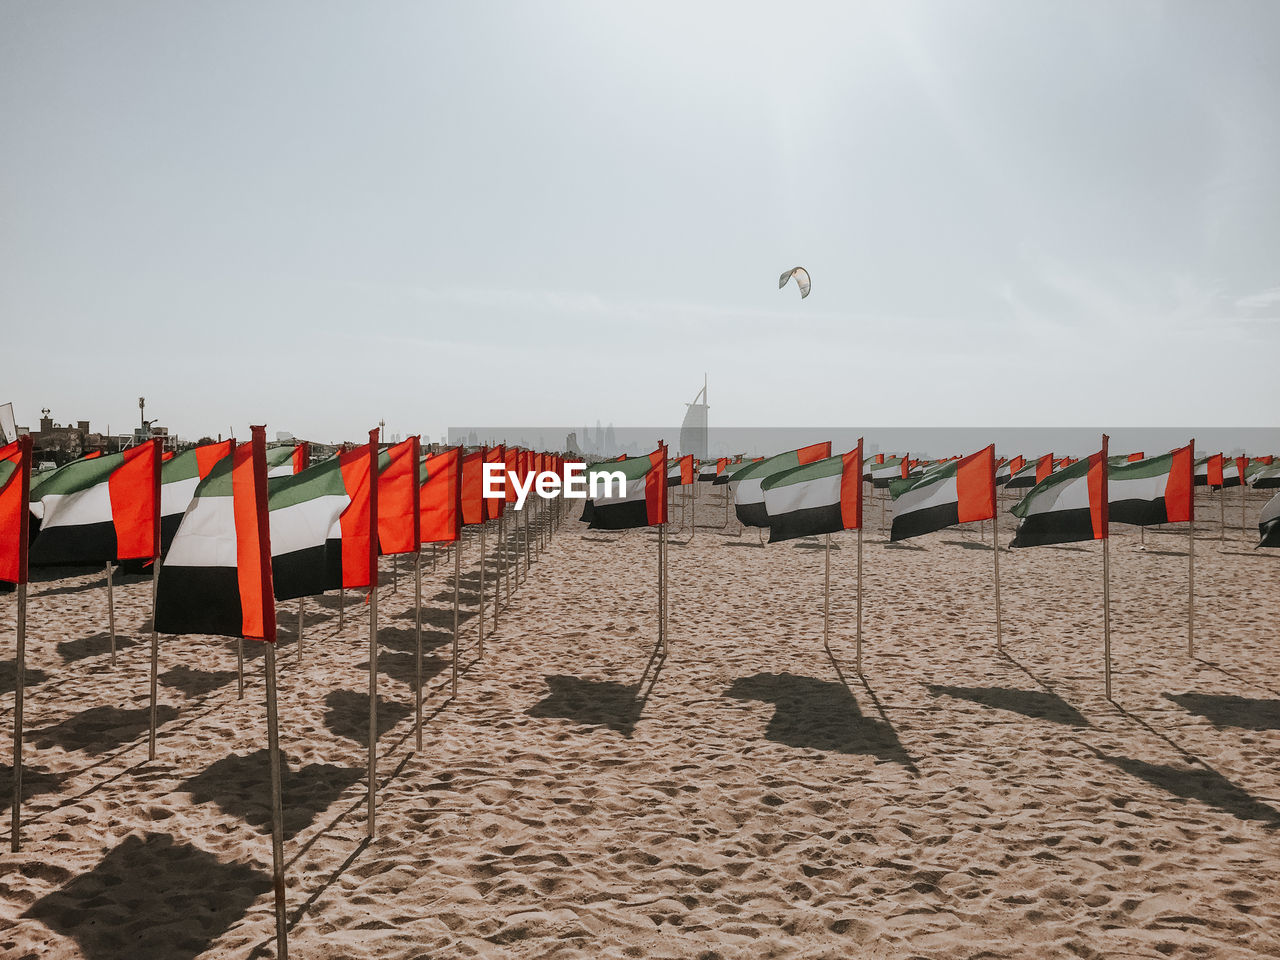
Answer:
[
  {"left": 697, "top": 460, "right": 719, "bottom": 482},
  {"left": 668, "top": 454, "right": 694, "bottom": 487},
  {"left": 461, "top": 449, "right": 485, "bottom": 526},
  {"left": 1009, "top": 443, "right": 1108, "bottom": 548},
  {"left": 888, "top": 445, "right": 995, "bottom": 542},
  {"left": 28, "top": 439, "right": 162, "bottom": 567},
  {"left": 158, "top": 439, "right": 236, "bottom": 552},
  {"left": 996, "top": 456, "right": 1021, "bottom": 487},
  {"left": 581, "top": 447, "right": 667, "bottom": 530},
  {"left": 484, "top": 446, "right": 506, "bottom": 520},
  {"left": 267, "top": 444, "right": 304, "bottom": 477},
  {"left": 1006, "top": 453, "right": 1053, "bottom": 489},
  {"left": 1, "top": 437, "right": 33, "bottom": 590},
  {"left": 1250, "top": 461, "right": 1280, "bottom": 489},
  {"left": 712, "top": 457, "right": 735, "bottom": 485},
  {"left": 1217, "top": 456, "right": 1246, "bottom": 490},
  {"left": 421, "top": 447, "right": 462, "bottom": 544},
  {"left": 154, "top": 426, "right": 277, "bottom": 639},
  {"left": 377, "top": 437, "right": 421, "bottom": 555},
  {"left": 730, "top": 442, "right": 832, "bottom": 528},
  {"left": 267, "top": 432, "right": 382, "bottom": 601},
  {"left": 1194, "top": 456, "right": 1212, "bottom": 487},
  {"left": 761, "top": 441, "right": 863, "bottom": 544},
  {"left": 1107, "top": 444, "right": 1194, "bottom": 527},
  {"left": 1258, "top": 492, "right": 1280, "bottom": 549},
  {"left": 867, "top": 457, "right": 905, "bottom": 488}
]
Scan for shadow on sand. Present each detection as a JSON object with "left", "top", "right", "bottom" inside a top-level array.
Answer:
[
  {"left": 527, "top": 640, "right": 665, "bottom": 737},
  {"left": 159, "top": 665, "right": 239, "bottom": 699},
  {"left": 27, "top": 705, "right": 180, "bottom": 754},
  {"left": 725, "top": 672, "right": 913, "bottom": 767},
  {"left": 24, "top": 832, "right": 271, "bottom": 960},
  {"left": 927, "top": 684, "right": 1089, "bottom": 727},
  {"left": 1, "top": 659, "right": 50, "bottom": 694},
  {"left": 322, "top": 690, "right": 412, "bottom": 744},
  {"left": 181, "top": 749, "right": 363, "bottom": 840},
  {"left": 1093, "top": 750, "right": 1280, "bottom": 826},
  {"left": 1164, "top": 693, "right": 1280, "bottom": 731}
]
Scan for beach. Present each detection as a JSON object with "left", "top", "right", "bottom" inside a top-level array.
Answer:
[{"left": 3, "top": 487, "right": 1278, "bottom": 959}]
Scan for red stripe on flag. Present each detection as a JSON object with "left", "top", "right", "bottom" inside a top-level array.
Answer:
[
  {"left": 485, "top": 446, "right": 506, "bottom": 520},
  {"left": 0, "top": 437, "right": 33, "bottom": 585},
  {"left": 1164, "top": 442, "right": 1193, "bottom": 523},
  {"left": 1093, "top": 437, "right": 1109, "bottom": 540},
  {"left": 420, "top": 447, "right": 462, "bottom": 544},
  {"left": 1207, "top": 453, "right": 1224, "bottom": 488},
  {"left": 956, "top": 444, "right": 996, "bottom": 523},
  {"left": 1036, "top": 453, "right": 1054, "bottom": 483},
  {"left": 840, "top": 440, "right": 863, "bottom": 530},
  {"left": 645, "top": 445, "right": 667, "bottom": 525},
  {"left": 798, "top": 442, "right": 832, "bottom": 466},
  {"left": 378, "top": 437, "right": 421, "bottom": 555},
  {"left": 109, "top": 438, "right": 161, "bottom": 560},
  {"left": 461, "top": 449, "right": 485, "bottom": 526},
  {"left": 233, "top": 428, "right": 276, "bottom": 640},
  {"left": 196, "top": 439, "right": 235, "bottom": 480},
  {"left": 338, "top": 443, "right": 375, "bottom": 589}
]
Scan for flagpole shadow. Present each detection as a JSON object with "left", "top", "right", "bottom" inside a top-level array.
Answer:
[{"left": 1191, "top": 658, "right": 1280, "bottom": 699}]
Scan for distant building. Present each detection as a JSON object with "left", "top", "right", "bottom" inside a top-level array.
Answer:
[
  {"left": 27, "top": 411, "right": 104, "bottom": 464},
  {"left": 565, "top": 431, "right": 580, "bottom": 455},
  {"left": 680, "top": 377, "right": 709, "bottom": 461}
]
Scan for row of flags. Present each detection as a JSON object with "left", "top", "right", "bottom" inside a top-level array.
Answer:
[
  {"left": 580, "top": 442, "right": 1280, "bottom": 549},
  {"left": 4, "top": 436, "right": 1279, "bottom": 605},
  {"left": 0, "top": 434, "right": 572, "bottom": 637}
]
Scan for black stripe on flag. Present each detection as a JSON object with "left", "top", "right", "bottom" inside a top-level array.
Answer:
[
  {"left": 154, "top": 565, "right": 244, "bottom": 637},
  {"left": 768, "top": 503, "right": 842, "bottom": 544},
  {"left": 588, "top": 501, "right": 650, "bottom": 530},
  {"left": 890, "top": 501, "right": 959, "bottom": 542},
  {"left": 1009, "top": 507, "right": 1096, "bottom": 548},
  {"left": 735, "top": 501, "right": 770, "bottom": 529}
]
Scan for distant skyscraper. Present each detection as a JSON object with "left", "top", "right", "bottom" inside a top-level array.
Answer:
[
  {"left": 680, "top": 375, "right": 709, "bottom": 461},
  {"left": 604, "top": 423, "right": 616, "bottom": 453}
]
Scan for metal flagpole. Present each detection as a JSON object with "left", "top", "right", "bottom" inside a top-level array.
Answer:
[
  {"left": 297, "top": 597, "right": 304, "bottom": 661},
  {"left": 106, "top": 563, "right": 116, "bottom": 666},
  {"left": 367, "top": 578, "right": 378, "bottom": 838},
  {"left": 1188, "top": 439, "right": 1195, "bottom": 657},
  {"left": 1241, "top": 481, "right": 1247, "bottom": 543},
  {"left": 147, "top": 562, "right": 160, "bottom": 760},
  {"left": 452, "top": 542, "right": 460, "bottom": 697},
  {"left": 822, "top": 533, "right": 831, "bottom": 655},
  {"left": 1104, "top": 536, "right": 1112, "bottom": 700},
  {"left": 993, "top": 497, "right": 1002, "bottom": 652},
  {"left": 855, "top": 526, "right": 863, "bottom": 676},
  {"left": 10, "top": 582, "right": 26, "bottom": 852},
  {"left": 1188, "top": 506, "right": 1195, "bottom": 656},
  {"left": 264, "top": 641, "right": 288, "bottom": 960},
  {"left": 366, "top": 427, "right": 379, "bottom": 839},
  {"left": 658, "top": 522, "right": 665, "bottom": 656},
  {"left": 690, "top": 478, "right": 696, "bottom": 539},
  {"left": 236, "top": 639, "right": 244, "bottom": 699},
  {"left": 500, "top": 515, "right": 507, "bottom": 616},
  {"left": 415, "top": 549, "right": 423, "bottom": 751},
  {"left": 478, "top": 522, "right": 486, "bottom": 657},
  {"left": 338, "top": 587, "right": 345, "bottom": 630}
]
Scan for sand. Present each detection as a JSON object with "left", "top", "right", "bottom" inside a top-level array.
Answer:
[{"left": 2, "top": 486, "right": 1278, "bottom": 959}]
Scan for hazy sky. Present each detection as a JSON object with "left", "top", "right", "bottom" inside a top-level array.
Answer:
[{"left": 3, "top": 1, "right": 1277, "bottom": 443}]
